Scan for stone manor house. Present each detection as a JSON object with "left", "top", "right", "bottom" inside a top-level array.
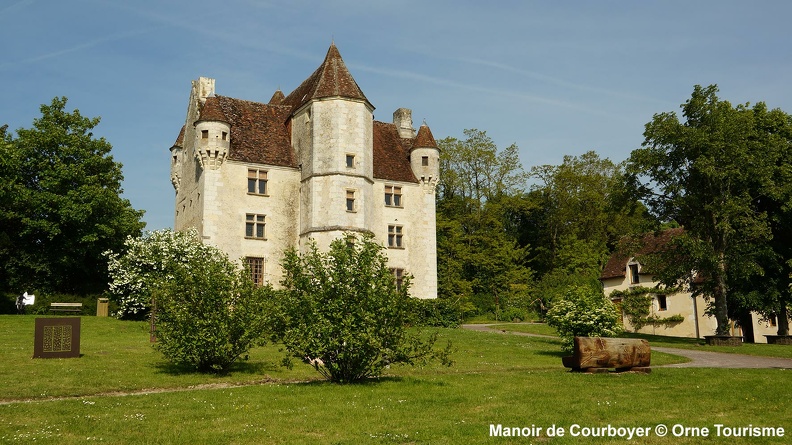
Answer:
[{"left": 168, "top": 44, "right": 439, "bottom": 299}]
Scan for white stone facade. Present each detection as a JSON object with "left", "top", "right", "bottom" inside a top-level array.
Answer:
[{"left": 169, "top": 45, "right": 439, "bottom": 298}]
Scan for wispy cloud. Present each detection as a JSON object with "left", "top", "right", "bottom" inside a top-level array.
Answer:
[
  {"left": 350, "top": 62, "right": 632, "bottom": 121},
  {"left": 0, "top": 26, "right": 164, "bottom": 70},
  {"left": 0, "top": 0, "right": 34, "bottom": 16}
]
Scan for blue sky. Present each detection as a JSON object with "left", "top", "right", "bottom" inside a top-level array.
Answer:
[{"left": 2, "top": 0, "right": 791, "bottom": 230}]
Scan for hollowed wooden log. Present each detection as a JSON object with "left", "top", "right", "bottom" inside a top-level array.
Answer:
[{"left": 563, "top": 337, "right": 651, "bottom": 371}]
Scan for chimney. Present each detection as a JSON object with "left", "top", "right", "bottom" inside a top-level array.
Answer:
[{"left": 393, "top": 108, "right": 415, "bottom": 138}]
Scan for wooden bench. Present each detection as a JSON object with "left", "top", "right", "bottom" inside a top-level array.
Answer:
[
  {"left": 50, "top": 302, "right": 83, "bottom": 314},
  {"left": 562, "top": 337, "right": 651, "bottom": 373}
]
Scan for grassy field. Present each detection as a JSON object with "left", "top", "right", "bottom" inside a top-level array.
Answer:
[
  {"left": 490, "top": 323, "right": 792, "bottom": 359},
  {"left": 1, "top": 315, "right": 791, "bottom": 444}
]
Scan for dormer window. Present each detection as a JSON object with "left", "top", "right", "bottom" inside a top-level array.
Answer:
[{"left": 629, "top": 264, "right": 640, "bottom": 284}]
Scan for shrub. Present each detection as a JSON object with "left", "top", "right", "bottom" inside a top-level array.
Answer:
[
  {"left": 409, "top": 297, "right": 463, "bottom": 327},
  {"left": 105, "top": 229, "right": 220, "bottom": 319},
  {"left": 275, "top": 233, "right": 451, "bottom": 383},
  {"left": 152, "top": 244, "right": 273, "bottom": 374},
  {"left": 545, "top": 286, "right": 622, "bottom": 352}
]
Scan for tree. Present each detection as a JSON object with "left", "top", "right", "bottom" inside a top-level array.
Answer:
[
  {"left": 626, "top": 85, "right": 791, "bottom": 336},
  {"left": 520, "top": 151, "right": 653, "bottom": 310},
  {"left": 436, "top": 129, "right": 533, "bottom": 316},
  {"left": 0, "top": 97, "right": 145, "bottom": 294},
  {"left": 275, "top": 234, "right": 451, "bottom": 383}
]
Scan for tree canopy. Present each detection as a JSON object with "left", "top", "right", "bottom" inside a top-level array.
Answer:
[
  {"left": 626, "top": 85, "right": 792, "bottom": 335},
  {"left": 0, "top": 97, "right": 145, "bottom": 294}
]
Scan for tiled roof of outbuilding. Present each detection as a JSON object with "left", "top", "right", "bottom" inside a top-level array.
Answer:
[
  {"left": 600, "top": 228, "right": 685, "bottom": 280},
  {"left": 281, "top": 43, "right": 371, "bottom": 115},
  {"left": 373, "top": 121, "right": 418, "bottom": 183}
]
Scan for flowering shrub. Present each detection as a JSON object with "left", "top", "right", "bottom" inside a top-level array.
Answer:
[
  {"left": 545, "top": 286, "right": 623, "bottom": 352},
  {"left": 105, "top": 229, "right": 219, "bottom": 319},
  {"left": 106, "top": 228, "right": 273, "bottom": 372}
]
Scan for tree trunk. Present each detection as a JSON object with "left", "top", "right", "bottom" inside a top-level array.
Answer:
[
  {"left": 713, "top": 253, "right": 731, "bottom": 336},
  {"left": 777, "top": 303, "right": 789, "bottom": 336}
]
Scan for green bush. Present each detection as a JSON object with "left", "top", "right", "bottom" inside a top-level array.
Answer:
[
  {"left": 153, "top": 245, "right": 273, "bottom": 374},
  {"left": 275, "top": 233, "right": 451, "bottom": 383},
  {"left": 545, "top": 286, "right": 623, "bottom": 352},
  {"left": 409, "top": 297, "right": 463, "bottom": 327}
]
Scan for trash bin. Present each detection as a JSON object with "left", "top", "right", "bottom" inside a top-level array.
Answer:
[{"left": 97, "top": 298, "right": 109, "bottom": 317}]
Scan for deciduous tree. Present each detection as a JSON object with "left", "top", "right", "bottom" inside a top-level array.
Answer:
[
  {"left": 627, "top": 85, "right": 790, "bottom": 336},
  {"left": 0, "top": 97, "right": 145, "bottom": 294}
]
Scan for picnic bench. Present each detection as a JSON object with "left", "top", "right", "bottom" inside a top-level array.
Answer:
[
  {"left": 50, "top": 302, "right": 83, "bottom": 314},
  {"left": 562, "top": 337, "right": 651, "bottom": 373}
]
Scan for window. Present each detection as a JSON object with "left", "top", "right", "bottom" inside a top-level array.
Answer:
[
  {"left": 388, "top": 225, "right": 403, "bottom": 248},
  {"left": 346, "top": 189, "right": 356, "bottom": 212},
  {"left": 201, "top": 130, "right": 209, "bottom": 139},
  {"left": 245, "top": 214, "right": 266, "bottom": 239},
  {"left": 222, "top": 131, "right": 228, "bottom": 141},
  {"left": 770, "top": 316, "right": 778, "bottom": 327},
  {"left": 247, "top": 169, "right": 268, "bottom": 195},
  {"left": 385, "top": 185, "right": 402, "bottom": 207},
  {"left": 346, "top": 154, "right": 355, "bottom": 168},
  {"left": 629, "top": 264, "right": 639, "bottom": 284},
  {"left": 390, "top": 268, "right": 405, "bottom": 292},
  {"left": 246, "top": 257, "right": 265, "bottom": 286},
  {"left": 657, "top": 295, "right": 667, "bottom": 311},
  {"left": 421, "top": 156, "right": 429, "bottom": 166}
]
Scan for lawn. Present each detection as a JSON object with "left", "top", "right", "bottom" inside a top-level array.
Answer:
[
  {"left": 490, "top": 322, "right": 792, "bottom": 359},
  {"left": 2, "top": 315, "right": 791, "bottom": 444}
]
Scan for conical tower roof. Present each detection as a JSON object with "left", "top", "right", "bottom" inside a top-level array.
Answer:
[
  {"left": 269, "top": 89, "right": 285, "bottom": 105},
  {"left": 412, "top": 122, "right": 439, "bottom": 150},
  {"left": 281, "top": 43, "right": 371, "bottom": 114},
  {"left": 195, "top": 96, "right": 228, "bottom": 124}
]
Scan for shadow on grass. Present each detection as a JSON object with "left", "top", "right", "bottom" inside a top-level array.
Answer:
[
  {"left": 153, "top": 359, "right": 282, "bottom": 376},
  {"left": 621, "top": 332, "right": 706, "bottom": 346}
]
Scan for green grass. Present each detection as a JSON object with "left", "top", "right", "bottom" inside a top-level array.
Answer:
[
  {"left": 2, "top": 316, "right": 792, "bottom": 444},
  {"left": 490, "top": 323, "right": 792, "bottom": 359}
]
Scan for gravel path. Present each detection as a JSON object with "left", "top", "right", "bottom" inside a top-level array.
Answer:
[{"left": 462, "top": 324, "right": 792, "bottom": 369}]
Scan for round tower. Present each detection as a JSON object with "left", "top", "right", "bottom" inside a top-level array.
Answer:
[
  {"left": 410, "top": 122, "right": 440, "bottom": 190},
  {"left": 193, "top": 96, "right": 230, "bottom": 170}
]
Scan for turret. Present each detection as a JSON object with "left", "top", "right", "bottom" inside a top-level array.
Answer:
[
  {"left": 410, "top": 122, "right": 440, "bottom": 192},
  {"left": 193, "top": 96, "right": 230, "bottom": 170},
  {"left": 169, "top": 125, "right": 185, "bottom": 192}
]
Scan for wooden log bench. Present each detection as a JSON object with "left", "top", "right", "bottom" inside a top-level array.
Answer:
[
  {"left": 562, "top": 337, "right": 651, "bottom": 373},
  {"left": 50, "top": 302, "right": 83, "bottom": 314}
]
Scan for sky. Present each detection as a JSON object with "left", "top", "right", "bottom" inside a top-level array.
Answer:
[{"left": 2, "top": 0, "right": 791, "bottom": 231}]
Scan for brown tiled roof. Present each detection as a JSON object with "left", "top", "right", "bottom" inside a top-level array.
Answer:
[
  {"left": 213, "top": 95, "right": 296, "bottom": 167},
  {"left": 373, "top": 121, "right": 418, "bottom": 183},
  {"left": 281, "top": 44, "right": 371, "bottom": 115},
  {"left": 195, "top": 96, "right": 228, "bottom": 123},
  {"left": 412, "top": 123, "right": 438, "bottom": 150},
  {"left": 269, "top": 89, "right": 285, "bottom": 105},
  {"left": 600, "top": 228, "right": 685, "bottom": 280},
  {"left": 172, "top": 125, "right": 185, "bottom": 148}
]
